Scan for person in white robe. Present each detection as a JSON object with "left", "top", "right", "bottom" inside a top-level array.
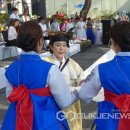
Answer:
[
  {"left": 66, "top": 18, "right": 74, "bottom": 32},
  {"left": 75, "top": 17, "right": 87, "bottom": 40},
  {"left": 44, "top": 34, "right": 84, "bottom": 130},
  {"left": 94, "top": 20, "right": 103, "bottom": 44},
  {"left": 50, "top": 19, "right": 60, "bottom": 32}
]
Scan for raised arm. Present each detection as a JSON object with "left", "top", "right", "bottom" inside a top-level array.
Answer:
[
  {"left": 48, "top": 65, "right": 79, "bottom": 109},
  {"left": 79, "top": 66, "right": 101, "bottom": 102}
]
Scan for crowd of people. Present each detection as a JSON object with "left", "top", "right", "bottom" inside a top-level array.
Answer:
[
  {"left": 0, "top": 7, "right": 130, "bottom": 130},
  {"left": 1, "top": 8, "right": 130, "bottom": 48},
  {"left": 3, "top": 8, "right": 104, "bottom": 47},
  {"left": 1, "top": 20, "right": 130, "bottom": 130}
]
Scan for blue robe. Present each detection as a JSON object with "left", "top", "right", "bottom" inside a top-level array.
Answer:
[
  {"left": 94, "top": 55, "right": 130, "bottom": 130},
  {"left": 86, "top": 22, "right": 94, "bottom": 44},
  {"left": 2, "top": 54, "right": 70, "bottom": 130}
]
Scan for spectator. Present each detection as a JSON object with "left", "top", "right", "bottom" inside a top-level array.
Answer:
[
  {"left": 66, "top": 18, "right": 74, "bottom": 32},
  {"left": 50, "top": 18, "right": 60, "bottom": 32},
  {"left": 10, "top": 7, "right": 20, "bottom": 21},
  {"left": 21, "top": 9, "right": 31, "bottom": 22},
  {"left": 7, "top": 19, "right": 20, "bottom": 46}
]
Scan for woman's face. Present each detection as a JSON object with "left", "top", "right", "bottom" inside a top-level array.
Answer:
[
  {"left": 50, "top": 41, "right": 68, "bottom": 60},
  {"left": 80, "top": 18, "right": 83, "bottom": 21},
  {"left": 14, "top": 21, "right": 20, "bottom": 27}
]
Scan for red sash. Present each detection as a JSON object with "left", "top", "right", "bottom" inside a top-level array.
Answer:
[
  {"left": 104, "top": 89, "right": 130, "bottom": 130},
  {"left": 8, "top": 84, "right": 52, "bottom": 130}
]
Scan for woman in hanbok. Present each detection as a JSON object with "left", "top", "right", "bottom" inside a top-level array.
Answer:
[
  {"left": 38, "top": 16, "right": 49, "bottom": 50},
  {"left": 1, "top": 21, "right": 78, "bottom": 130},
  {"left": 79, "top": 21, "right": 130, "bottom": 130},
  {"left": 66, "top": 18, "right": 74, "bottom": 32},
  {"left": 86, "top": 18, "right": 94, "bottom": 44},
  {"left": 44, "top": 34, "right": 84, "bottom": 130},
  {"left": 94, "top": 20, "right": 103, "bottom": 44},
  {"left": 75, "top": 17, "right": 87, "bottom": 40},
  {"left": 50, "top": 18, "right": 60, "bottom": 32}
]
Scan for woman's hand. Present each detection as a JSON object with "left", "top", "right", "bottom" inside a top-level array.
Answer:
[{"left": 79, "top": 79, "right": 86, "bottom": 86}]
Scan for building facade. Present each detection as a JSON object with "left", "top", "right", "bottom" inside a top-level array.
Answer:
[
  {"left": 46, "top": 0, "right": 130, "bottom": 17},
  {"left": 1, "top": 0, "right": 130, "bottom": 17}
]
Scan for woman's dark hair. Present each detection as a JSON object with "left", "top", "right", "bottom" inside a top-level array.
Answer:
[
  {"left": 87, "top": 17, "right": 91, "bottom": 21},
  {"left": 24, "top": 9, "right": 29, "bottom": 13},
  {"left": 50, "top": 18, "right": 56, "bottom": 24},
  {"left": 10, "top": 19, "right": 19, "bottom": 26},
  {"left": 10, "top": 19, "right": 20, "bottom": 32},
  {"left": 17, "top": 21, "right": 42, "bottom": 52},
  {"left": 49, "top": 33, "right": 69, "bottom": 53},
  {"left": 110, "top": 21, "right": 130, "bottom": 52},
  {"left": 12, "top": 7, "right": 18, "bottom": 12},
  {"left": 38, "top": 16, "right": 45, "bottom": 21}
]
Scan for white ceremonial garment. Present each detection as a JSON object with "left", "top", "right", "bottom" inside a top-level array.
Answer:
[
  {"left": 8, "top": 26, "right": 17, "bottom": 40},
  {"left": 51, "top": 54, "right": 72, "bottom": 86},
  {"left": 39, "top": 23, "right": 48, "bottom": 37},
  {"left": 50, "top": 22, "right": 60, "bottom": 32},
  {"left": 5, "top": 51, "right": 78, "bottom": 109},
  {"left": 94, "top": 22, "right": 103, "bottom": 44},
  {"left": 76, "top": 21, "right": 86, "bottom": 40},
  {"left": 66, "top": 23, "right": 74, "bottom": 32}
]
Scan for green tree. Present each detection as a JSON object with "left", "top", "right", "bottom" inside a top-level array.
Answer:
[{"left": 80, "top": 0, "right": 91, "bottom": 18}]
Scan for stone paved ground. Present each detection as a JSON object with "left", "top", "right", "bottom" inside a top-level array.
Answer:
[
  {"left": 71, "top": 45, "right": 109, "bottom": 130},
  {"left": 0, "top": 45, "right": 110, "bottom": 130}
]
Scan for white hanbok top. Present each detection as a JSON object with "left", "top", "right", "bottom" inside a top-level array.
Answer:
[
  {"left": 39, "top": 23, "right": 48, "bottom": 37},
  {"left": 66, "top": 23, "right": 74, "bottom": 32},
  {"left": 10, "top": 13, "right": 20, "bottom": 21},
  {"left": 50, "top": 22, "right": 60, "bottom": 32},
  {"left": 95, "top": 22, "right": 102, "bottom": 30},
  {"left": 2, "top": 51, "right": 78, "bottom": 109},
  {"left": 8, "top": 26, "right": 17, "bottom": 40},
  {"left": 94, "top": 22, "right": 103, "bottom": 44},
  {"left": 76, "top": 21, "right": 87, "bottom": 40},
  {"left": 52, "top": 54, "right": 72, "bottom": 86}
]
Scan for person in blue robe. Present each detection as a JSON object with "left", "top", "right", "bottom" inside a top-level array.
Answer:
[
  {"left": 86, "top": 17, "right": 94, "bottom": 44},
  {"left": 1, "top": 21, "right": 78, "bottom": 130},
  {"left": 79, "top": 21, "right": 130, "bottom": 130}
]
